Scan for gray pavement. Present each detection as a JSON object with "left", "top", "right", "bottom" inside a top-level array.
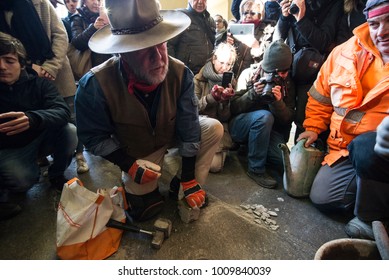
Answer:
[{"left": 0, "top": 146, "right": 352, "bottom": 260}]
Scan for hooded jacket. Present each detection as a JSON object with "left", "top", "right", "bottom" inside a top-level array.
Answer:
[{"left": 303, "top": 23, "right": 389, "bottom": 166}]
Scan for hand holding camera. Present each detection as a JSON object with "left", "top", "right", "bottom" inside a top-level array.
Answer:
[
  {"left": 278, "top": 0, "right": 306, "bottom": 20},
  {"left": 289, "top": 0, "right": 306, "bottom": 20},
  {"left": 249, "top": 72, "right": 283, "bottom": 104}
]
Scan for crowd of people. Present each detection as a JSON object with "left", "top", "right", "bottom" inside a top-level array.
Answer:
[{"left": 0, "top": 0, "right": 388, "bottom": 243}]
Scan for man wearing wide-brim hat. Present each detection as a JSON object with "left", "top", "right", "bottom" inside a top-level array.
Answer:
[
  {"left": 75, "top": 0, "right": 223, "bottom": 221},
  {"left": 297, "top": 0, "right": 389, "bottom": 240}
]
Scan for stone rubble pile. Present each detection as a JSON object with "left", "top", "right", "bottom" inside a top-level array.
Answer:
[{"left": 240, "top": 203, "right": 280, "bottom": 231}]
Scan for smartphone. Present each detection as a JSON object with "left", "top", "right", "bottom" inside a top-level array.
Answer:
[
  {"left": 221, "top": 71, "right": 233, "bottom": 88},
  {"left": 229, "top": 23, "right": 254, "bottom": 36}
]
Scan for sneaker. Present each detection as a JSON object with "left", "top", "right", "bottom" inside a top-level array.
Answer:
[
  {"left": 125, "top": 188, "right": 165, "bottom": 222},
  {"left": 247, "top": 170, "right": 277, "bottom": 189},
  {"left": 345, "top": 217, "right": 375, "bottom": 240},
  {"left": 49, "top": 175, "right": 68, "bottom": 193},
  {"left": 76, "top": 153, "right": 89, "bottom": 174},
  {"left": 0, "top": 202, "right": 22, "bottom": 221}
]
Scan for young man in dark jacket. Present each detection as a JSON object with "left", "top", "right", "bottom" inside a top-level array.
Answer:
[
  {"left": 229, "top": 40, "right": 295, "bottom": 188},
  {"left": 0, "top": 32, "right": 77, "bottom": 220}
]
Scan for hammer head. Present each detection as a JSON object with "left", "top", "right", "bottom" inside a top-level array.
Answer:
[
  {"left": 151, "top": 230, "right": 165, "bottom": 249},
  {"left": 150, "top": 218, "right": 172, "bottom": 249},
  {"left": 154, "top": 218, "right": 172, "bottom": 238}
]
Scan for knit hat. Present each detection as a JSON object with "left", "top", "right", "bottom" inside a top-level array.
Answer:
[
  {"left": 261, "top": 39, "right": 292, "bottom": 73},
  {"left": 363, "top": 0, "right": 389, "bottom": 18}
]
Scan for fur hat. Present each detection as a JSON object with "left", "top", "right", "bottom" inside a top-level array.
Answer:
[
  {"left": 363, "top": 0, "right": 389, "bottom": 18},
  {"left": 89, "top": 0, "right": 190, "bottom": 54},
  {"left": 261, "top": 39, "right": 292, "bottom": 73}
]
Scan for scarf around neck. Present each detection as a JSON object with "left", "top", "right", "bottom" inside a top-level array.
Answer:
[
  {"left": 122, "top": 60, "right": 159, "bottom": 95},
  {"left": 0, "top": 0, "right": 54, "bottom": 64},
  {"left": 202, "top": 60, "right": 223, "bottom": 89}
]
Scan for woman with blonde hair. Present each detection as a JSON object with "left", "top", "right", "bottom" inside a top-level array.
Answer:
[
  {"left": 227, "top": 0, "right": 275, "bottom": 79},
  {"left": 194, "top": 42, "right": 237, "bottom": 172}
]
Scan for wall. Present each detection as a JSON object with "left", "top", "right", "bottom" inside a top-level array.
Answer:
[
  {"left": 55, "top": 1, "right": 234, "bottom": 22},
  {"left": 160, "top": 0, "right": 233, "bottom": 20}
]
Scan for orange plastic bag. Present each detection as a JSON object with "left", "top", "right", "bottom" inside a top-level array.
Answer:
[{"left": 56, "top": 178, "right": 126, "bottom": 260}]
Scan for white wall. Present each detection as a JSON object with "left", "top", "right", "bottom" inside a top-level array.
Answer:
[
  {"left": 160, "top": 0, "right": 233, "bottom": 20},
  {"left": 55, "top": 1, "right": 234, "bottom": 22}
]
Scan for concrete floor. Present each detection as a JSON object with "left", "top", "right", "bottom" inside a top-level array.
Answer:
[{"left": 0, "top": 144, "right": 354, "bottom": 260}]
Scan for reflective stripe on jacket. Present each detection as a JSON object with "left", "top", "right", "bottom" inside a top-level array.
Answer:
[{"left": 304, "top": 23, "right": 389, "bottom": 166}]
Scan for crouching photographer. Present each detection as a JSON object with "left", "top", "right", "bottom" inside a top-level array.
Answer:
[{"left": 229, "top": 40, "right": 296, "bottom": 188}]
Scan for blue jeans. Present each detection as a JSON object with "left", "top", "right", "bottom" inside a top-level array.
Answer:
[
  {"left": 229, "top": 110, "right": 274, "bottom": 174},
  {"left": 64, "top": 95, "right": 83, "bottom": 153},
  {"left": 0, "top": 124, "right": 77, "bottom": 192}
]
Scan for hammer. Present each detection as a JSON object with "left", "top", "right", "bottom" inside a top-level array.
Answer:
[{"left": 106, "top": 218, "right": 172, "bottom": 249}]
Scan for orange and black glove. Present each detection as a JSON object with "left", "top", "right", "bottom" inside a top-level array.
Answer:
[
  {"left": 180, "top": 179, "right": 206, "bottom": 208},
  {"left": 128, "top": 159, "right": 161, "bottom": 185}
]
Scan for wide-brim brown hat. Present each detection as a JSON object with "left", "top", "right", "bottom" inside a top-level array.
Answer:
[{"left": 89, "top": 0, "right": 191, "bottom": 54}]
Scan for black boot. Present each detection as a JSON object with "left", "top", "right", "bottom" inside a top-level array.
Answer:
[{"left": 125, "top": 188, "right": 165, "bottom": 222}]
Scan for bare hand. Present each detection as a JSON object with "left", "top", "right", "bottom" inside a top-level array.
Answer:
[
  {"left": 253, "top": 81, "right": 265, "bottom": 95},
  {"left": 279, "top": 0, "right": 292, "bottom": 17},
  {"left": 290, "top": 0, "right": 306, "bottom": 21},
  {"left": 271, "top": 85, "right": 283, "bottom": 102},
  {"left": 226, "top": 33, "right": 235, "bottom": 45},
  {"left": 296, "top": 130, "right": 318, "bottom": 147},
  {"left": 94, "top": 16, "right": 109, "bottom": 29},
  {"left": 0, "top": 112, "right": 30, "bottom": 135},
  {"left": 32, "top": 64, "right": 54, "bottom": 80}
]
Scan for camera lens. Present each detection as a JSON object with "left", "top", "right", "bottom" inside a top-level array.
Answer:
[{"left": 289, "top": 3, "right": 299, "bottom": 14}]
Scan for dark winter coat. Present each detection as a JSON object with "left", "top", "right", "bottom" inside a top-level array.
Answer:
[
  {"left": 276, "top": 0, "right": 343, "bottom": 54},
  {"left": 167, "top": 5, "right": 215, "bottom": 75},
  {"left": 0, "top": 69, "right": 70, "bottom": 149},
  {"left": 70, "top": 6, "right": 112, "bottom": 67}
]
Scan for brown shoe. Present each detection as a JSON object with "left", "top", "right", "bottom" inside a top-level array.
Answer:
[
  {"left": 247, "top": 170, "right": 277, "bottom": 189},
  {"left": 76, "top": 153, "right": 89, "bottom": 174}
]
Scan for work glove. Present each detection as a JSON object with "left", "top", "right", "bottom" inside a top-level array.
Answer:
[
  {"left": 128, "top": 159, "right": 161, "bottom": 185},
  {"left": 210, "top": 85, "right": 223, "bottom": 102},
  {"left": 179, "top": 179, "right": 206, "bottom": 208},
  {"left": 221, "top": 87, "right": 235, "bottom": 102}
]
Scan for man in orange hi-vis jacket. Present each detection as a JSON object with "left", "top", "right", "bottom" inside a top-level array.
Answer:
[{"left": 297, "top": 0, "right": 389, "bottom": 240}]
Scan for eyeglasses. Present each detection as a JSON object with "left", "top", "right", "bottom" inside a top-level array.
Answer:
[
  {"left": 215, "top": 59, "right": 233, "bottom": 68},
  {"left": 215, "top": 19, "right": 223, "bottom": 23},
  {"left": 243, "top": 11, "right": 261, "bottom": 16}
]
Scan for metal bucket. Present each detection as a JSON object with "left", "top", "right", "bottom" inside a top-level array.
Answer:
[{"left": 314, "top": 238, "right": 381, "bottom": 260}]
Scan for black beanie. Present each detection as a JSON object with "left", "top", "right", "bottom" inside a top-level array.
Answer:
[{"left": 261, "top": 39, "right": 292, "bottom": 73}]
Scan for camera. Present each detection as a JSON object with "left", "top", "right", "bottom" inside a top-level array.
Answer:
[
  {"left": 257, "top": 72, "right": 282, "bottom": 104},
  {"left": 289, "top": 1, "right": 299, "bottom": 14}
]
